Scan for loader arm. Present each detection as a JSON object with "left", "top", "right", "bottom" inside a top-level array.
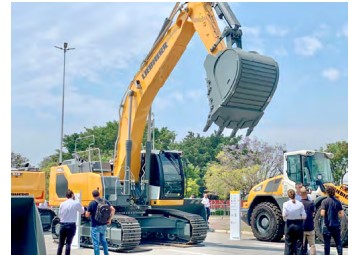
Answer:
[{"left": 113, "top": 2, "right": 279, "bottom": 181}]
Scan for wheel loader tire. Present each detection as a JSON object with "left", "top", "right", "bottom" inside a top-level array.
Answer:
[
  {"left": 250, "top": 202, "right": 284, "bottom": 242},
  {"left": 314, "top": 205, "right": 348, "bottom": 247}
]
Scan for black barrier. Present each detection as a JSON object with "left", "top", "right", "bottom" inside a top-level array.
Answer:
[{"left": 11, "top": 196, "right": 46, "bottom": 255}]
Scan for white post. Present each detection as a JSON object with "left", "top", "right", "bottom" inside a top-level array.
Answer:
[
  {"left": 229, "top": 190, "right": 241, "bottom": 240},
  {"left": 72, "top": 192, "right": 82, "bottom": 249}
]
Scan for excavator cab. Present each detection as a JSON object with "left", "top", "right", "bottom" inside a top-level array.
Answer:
[{"left": 140, "top": 150, "right": 184, "bottom": 201}]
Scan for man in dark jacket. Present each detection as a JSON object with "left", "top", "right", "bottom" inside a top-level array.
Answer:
[
  {"left": 85, "top": 190, "right": 115, "bottom": 255},
  {"left": 320, "top": 186, "right": 345, "bottom": 255},
  {"left": 300, "top": 187, "right": 316, "bottom": 255}
]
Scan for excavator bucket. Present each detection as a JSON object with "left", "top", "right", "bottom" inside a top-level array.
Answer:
[{"left": 203, "top": 48, "right": 279, "bottom": 136}]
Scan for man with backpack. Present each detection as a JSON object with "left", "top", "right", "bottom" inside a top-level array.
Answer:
[{"left": 85, "top": 190, "right": 115, "bottom": 255}]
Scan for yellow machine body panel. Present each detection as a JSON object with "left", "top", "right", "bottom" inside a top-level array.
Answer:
[
  {"left": 324, "top": 183, "right": 348, "bottom": 205},
  {"left": 48, "top": 164, "right": 104, "bottom": 207},
  {"left": 11, "top": 171, "right": 46, "bottom": 204},
  {"left": 150, "top": 199, "right": 184, "bottom": 206},
  {"left": 242, "top": 175, "right": 283, "bottom": 209}
]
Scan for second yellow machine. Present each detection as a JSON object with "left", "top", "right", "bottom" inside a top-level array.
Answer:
[{"left": 49, "top": 2, "right": 279, "bottom": 251}]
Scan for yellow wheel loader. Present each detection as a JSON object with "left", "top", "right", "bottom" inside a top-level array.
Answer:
[{"left": 242, "top": 150, "right": 348, "bottom": 246}]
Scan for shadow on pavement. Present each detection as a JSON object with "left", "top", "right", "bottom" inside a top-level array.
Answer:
[{"left": 203, "top": 241, "right": 284, "bottom": 252}]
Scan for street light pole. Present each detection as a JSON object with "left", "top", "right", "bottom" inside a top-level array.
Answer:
[{"left": 55, "top": 42, "right": 75, "bottom": 164}]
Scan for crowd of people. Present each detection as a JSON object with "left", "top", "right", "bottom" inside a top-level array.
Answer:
[
  {"left": 283, "top": 183, "right": 345, "bottom": 255},
  {"left": 55, "top": 184, "right": 345, "bottom": 255}
]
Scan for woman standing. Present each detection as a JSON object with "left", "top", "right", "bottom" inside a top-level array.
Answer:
[{"left": 282, "top": 189, "right": 306, "bottom": 255}]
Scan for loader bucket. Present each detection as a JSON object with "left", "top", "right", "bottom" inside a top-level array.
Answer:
[
  {"left": 204, "top": 48, "right": 279, "bottom": 136},
  {"left": 11, "top": 196, "right": 46, "bottom": 255}
]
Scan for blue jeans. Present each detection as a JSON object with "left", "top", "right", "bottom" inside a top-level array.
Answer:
[{"left": 91, "top": 225, "right": 109, "bottom": 255}]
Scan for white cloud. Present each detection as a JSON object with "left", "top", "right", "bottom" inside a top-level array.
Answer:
[
  {"left": 322, "top": 68, "right": 340, "bottom": 81},
  {"left": 337, "top": 24, "right": 348, "bottom": 38},
  {"left": 243, "top": 26, "right": 260, "bottom": 37},
  {"left": 185, "top": 89, "right": 206, "bottom": 101},
  {"left": 274, "top": 47, "right": 288, "bottom": 57},
  {"left": 266, "top": 25, "right": 289, "bottom": 37},
  {"left": 294, "top": 36, "right": 323, "bottom": 56}
]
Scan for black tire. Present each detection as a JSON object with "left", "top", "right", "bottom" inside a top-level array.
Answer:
[
  {"left": 51, "top": 216, "right": 61, "bottom": 240},
  {"left": 38, "top": 208, "right": 56, "bottom": 232},
  {"left": 314, "top": 205, "right": 348, "bottom": 247},
  {"left": 250, "top": 202, "right": 284, "bottom": 241}
]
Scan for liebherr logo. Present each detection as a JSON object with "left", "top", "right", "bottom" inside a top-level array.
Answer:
[{"left": 142, "top": 42, "right": 168, "bottom": 80}]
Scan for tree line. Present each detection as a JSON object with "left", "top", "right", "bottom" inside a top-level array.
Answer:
[{"left": 11, "top": 121, "right": 348, "bottom": 199}]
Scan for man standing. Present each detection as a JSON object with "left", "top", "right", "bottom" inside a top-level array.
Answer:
[
  {"left": 295, "top": 183, "right": 303, "bottom": 201},
  {"left": 85, "top": 190, "right": 115, "bottom": 255},
  {"left": 282, "top": 189, "right": 306, "bottom": 255},
  {"left": 300, "top": 187, "right": 316, "bottom": 255},
  {"left": 295, "top": 183, "right": 312, "bottom": 202},
  {"left": 57, "top": 190, "right": 84, "bottom": 255},
  {"left": 201, "top": 193, "right": 211, "bottom": 223},
  {"left": 320, "top": 186, "right": 345, "bottom": 255}
]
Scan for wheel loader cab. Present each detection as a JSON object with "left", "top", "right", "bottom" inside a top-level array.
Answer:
[
  {"left": 141, "top": 150, "right": 184, "bottom": 201},
  {"left": 285, "top": 151, "right": 334, "bottom": 193}
]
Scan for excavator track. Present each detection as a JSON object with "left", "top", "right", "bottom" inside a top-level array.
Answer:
[
  {"left": 52, "top": 214, "right": 141, "bottom": 252},
  {"left": 145, "top": 208, "right": 209, "bottom": 244}
]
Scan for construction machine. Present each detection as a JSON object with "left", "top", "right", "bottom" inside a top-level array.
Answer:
[
  {"left": 242, "top": 150, "right": 348, "bottom": 246},
  {"left": 49, "top": 2, "right": 279, "bottom": 251},
  {"left": 11, "top": 166, "right": 56, "bottom": 231}
]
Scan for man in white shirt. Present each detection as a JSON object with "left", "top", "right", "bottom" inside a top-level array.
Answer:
[
  {"left": 283, "top": 189, "right": 306, "bottom": 255},
  {"left": 57, "top": 189, "right": 84, "bottom": 255},
  {"left": 201, "top": 193, "right": 211, "bottom": 223}
]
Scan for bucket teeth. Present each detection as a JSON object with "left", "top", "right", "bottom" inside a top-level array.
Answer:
[
  {"left": 203, "top": 118, "right": 213, "bottom": 132},
  {"left": 204, "top": 48, "right": 279, "bottom": 136},
  {"left": 230, "top": 128, "right": 238, "bottom": 138},
  {"left": 216, "top": 126, "right": 225, "bottom": 136}
]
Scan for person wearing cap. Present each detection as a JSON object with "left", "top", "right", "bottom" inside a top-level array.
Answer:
[
  {"left": 283, "top": 189, "right": 306, "bottom": 255},
  {"left": 300, "top": 187, "right": 316, "bottom": 255}
]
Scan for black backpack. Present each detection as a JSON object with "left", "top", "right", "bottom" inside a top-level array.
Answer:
[{"left": 94, "top": 198, "right": 111, "bottom": 224}]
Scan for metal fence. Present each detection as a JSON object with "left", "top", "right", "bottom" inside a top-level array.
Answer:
[{"left": 210, "top": 200, "right": 230, "bottom": 216}]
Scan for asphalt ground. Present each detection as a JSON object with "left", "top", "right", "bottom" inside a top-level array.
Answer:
[{"left": 44, "top": 216, "right": 348, "bottom": 255}]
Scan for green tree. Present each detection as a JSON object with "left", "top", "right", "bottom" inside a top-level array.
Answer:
[
  {"left": 142, "top": 126, "right": 177, "bottom": 150},
  {"left": 39, "top": 153, "right": 59, "bottom": 200},
  {"left": 176, "top": 131, "right": 241, "bottom": 169},
  {"left": 175, "top": 132, "right": 241, "bottom": 195},
  {"left": 205, "top": 136, "right": 285, "bottom": 198},
  {"left": 11, "top": 151, "right": 29, "bottom": 168},
  {"left": 63, "top": 120, "right": 119, "bottom": 158},
  {"left": 322, "top": 141, "right": 348, "bottom": 183}
]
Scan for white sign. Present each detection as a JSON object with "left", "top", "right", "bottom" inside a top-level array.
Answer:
[
  {"left": 71, "top": 192, "right": 82, "bottom": 249},
  {"left": 229, "top": 190, "right": 241, "bottom": 240}
]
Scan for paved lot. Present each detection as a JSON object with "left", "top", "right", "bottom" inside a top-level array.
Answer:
[
  {"left": 44, "top": 231, "right": 348, "bottom": 255},
  {"left": 44, "top": 216, "right": 348, "bottom": 255}
]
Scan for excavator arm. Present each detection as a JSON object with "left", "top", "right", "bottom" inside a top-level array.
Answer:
[{"left": 113, "top": 2, "right": 279, "bottom": 182}]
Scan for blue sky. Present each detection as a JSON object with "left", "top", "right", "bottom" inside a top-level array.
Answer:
[{"left": 10, "top": 2, "right": 348, "bottom": 166}]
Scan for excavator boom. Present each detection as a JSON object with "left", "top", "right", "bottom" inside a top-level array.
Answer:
[{"left": 113, "top": 2, "right": 279, "bottom": 181}]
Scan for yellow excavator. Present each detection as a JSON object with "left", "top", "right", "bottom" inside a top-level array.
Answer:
[
  {"left": 242, "top": 150, "right": 348, "bottom": 246},
  {"left": 48, "top": 2, "right": 279, "bottom": 251}
]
